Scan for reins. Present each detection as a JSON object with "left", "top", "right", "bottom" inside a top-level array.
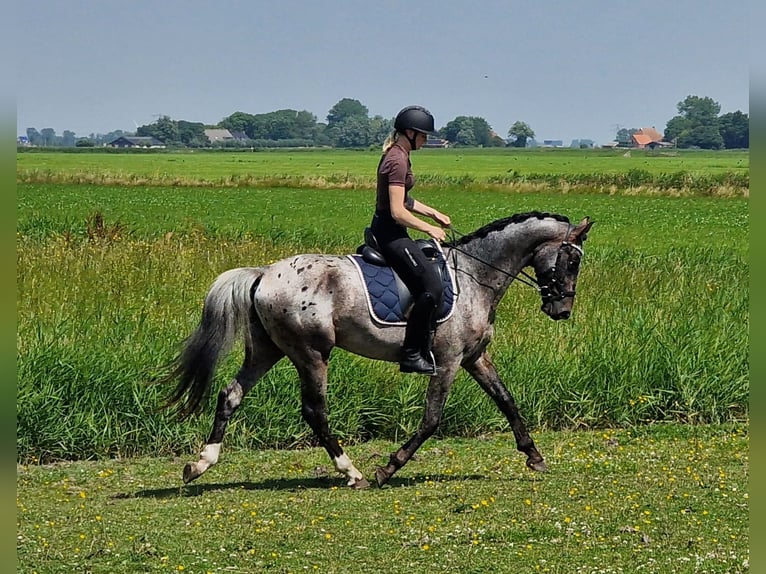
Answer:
[
  {"left": 445, "top": 226, "right": 541, "bottom": 294},
  {"left": 444, "top": 224, "right": 582, "bottom": 303}
]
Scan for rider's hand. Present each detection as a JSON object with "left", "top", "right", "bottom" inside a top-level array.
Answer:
[
  {"left": 429, "top": 226, "right": 447, "bottom": 242},
  {"left": 433, "top": 212, "right": 451, "bottom": 228}
]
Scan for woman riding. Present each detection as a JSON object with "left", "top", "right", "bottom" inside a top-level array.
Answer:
[{"left": 370, "top": 105, "right": 452, "bottom": 375}]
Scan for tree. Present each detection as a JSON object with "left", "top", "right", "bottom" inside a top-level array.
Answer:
[
  {"left": 40, "top": 128, "right": 56, "bottom": 146},
  {"left": 62, "top": 130, "right": 77, "bottom": 147},
  {"left": 369, "top": 115, "right": 394, "bottom": 146},
  {"left": 442, "top": 116, "right": 495, "bottom": 147},
  {"left": 332, "top": 115, "right": 372, "bottom": 148},
  {"left": 664, "top": 95, "right": 723, "bottom": 149},
  {"left": 718, "top": 111, "right": 749, "bottom": 149},
  {"left": 177, "top": 120, "right": 208, "bottom": 147},
  {"left": 26, "top": 128, "right": 41, "bottom": 146},
  {"left": 326, "top": 98, "right": 368, "bottom": 128},
  {"left": 219, "top": 111, "right": 255, "bottom": 135},
  {"left": 137, "top": 115, "right": 179, "bottom": 144},
  {"left": 615, "top": 128, "right": 639, "bottom": 146},
  {"left": 507, "top": 121, "right": 535, "bottom": 148}
]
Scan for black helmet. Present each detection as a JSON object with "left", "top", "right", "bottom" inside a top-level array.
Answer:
[{"left": 394, "top": 105, "right": 436, "bottom": 134}]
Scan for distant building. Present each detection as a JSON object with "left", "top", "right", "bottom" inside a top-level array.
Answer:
[
  {"left": 542, "top": 140, "right": 564, "bottom": 147},
  {"left": 204, "top": 128, "right": 234, "bottom": 143},
  {"left": 108, "top": 136, "right": 165, "bottom": 148},
  {"left": 423, "top": 136, "right": 449, "bottom": 148},
  {"left": 631, "top": 127, "right": 670, "bottom": 149}
]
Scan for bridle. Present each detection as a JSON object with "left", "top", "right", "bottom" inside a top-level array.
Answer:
[{"left": 445, "top": 225, "right": 582, "bottom": 303}]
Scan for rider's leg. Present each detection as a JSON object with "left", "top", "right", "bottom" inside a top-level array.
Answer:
[{"left": 400, "top": 292, "right": 438, "bottom": 374}]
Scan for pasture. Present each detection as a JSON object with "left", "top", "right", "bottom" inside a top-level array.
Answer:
[
  {"left": 16, "top": 148, "right": 748, "bottom": 572},
  {"left": 17, "top": 147, "right": 749, "bottom": 195}
]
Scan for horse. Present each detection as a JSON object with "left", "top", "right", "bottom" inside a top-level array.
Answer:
[{"left": 164, "top": 211, "right": 594, "bottom": 489}]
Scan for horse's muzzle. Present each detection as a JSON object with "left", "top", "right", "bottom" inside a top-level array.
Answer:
[{"left": 541, "top": 301, "right": 571, "bottom": 320}]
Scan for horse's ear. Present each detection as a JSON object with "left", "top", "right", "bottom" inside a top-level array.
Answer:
[{"left": 574, "top": 217, "right": 594, "bottom": 241}]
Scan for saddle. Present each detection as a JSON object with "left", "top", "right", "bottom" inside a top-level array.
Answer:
[{"left": 349, "top": 228, "right": 455, "bottom": 325}]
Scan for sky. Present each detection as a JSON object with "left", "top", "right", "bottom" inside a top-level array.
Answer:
[{"left": 15, "top": 1, "right": 751, "bottom": 146}]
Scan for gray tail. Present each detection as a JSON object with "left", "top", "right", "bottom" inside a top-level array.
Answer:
[{"left": 163, "top": 267, "right": 264, "bottom": 420}]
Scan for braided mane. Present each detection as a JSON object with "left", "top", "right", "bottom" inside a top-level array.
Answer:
[{"left": 446, "top": 211, "right": 569, "bottom": 248}]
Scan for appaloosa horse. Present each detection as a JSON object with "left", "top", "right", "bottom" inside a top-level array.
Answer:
[{"left": 165, "top": 211, "right": 593, "bottom": 488}]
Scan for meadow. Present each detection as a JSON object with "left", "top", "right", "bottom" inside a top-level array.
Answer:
[
  {"left": 17, "top": 147, "right": 749, "bottom": 196},
  {"left": 16, "top": 148, "right": 749, "bottom": 572}
]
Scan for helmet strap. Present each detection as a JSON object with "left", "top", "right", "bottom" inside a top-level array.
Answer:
[{"left": 405, "top": 130, "right": 418, "bottom": 150}]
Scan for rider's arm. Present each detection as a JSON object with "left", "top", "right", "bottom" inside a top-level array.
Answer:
[
  {"left": 409, "top": 199, "right": 451, "bottom": 228},
  {"left": 389, "top": 185, "right": 446, "bottom": 241}
]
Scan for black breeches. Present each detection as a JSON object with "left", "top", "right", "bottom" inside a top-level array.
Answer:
[{"left": 380, "top": 237, "right": 444, "bottom": 316}]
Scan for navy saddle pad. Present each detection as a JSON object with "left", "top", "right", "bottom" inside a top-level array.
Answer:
[{"left": 347, "top": 253, "right": 456, "bottom": 326}]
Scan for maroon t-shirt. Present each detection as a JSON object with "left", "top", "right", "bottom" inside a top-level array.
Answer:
[{"left": 373, "top": 145, "right": 415, "bottom": 241}]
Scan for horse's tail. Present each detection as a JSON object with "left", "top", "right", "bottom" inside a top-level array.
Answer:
[{"left": 163, "top": 267, "right": 264, "bottom": 420}]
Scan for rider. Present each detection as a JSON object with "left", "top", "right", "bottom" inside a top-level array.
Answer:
[{"left": 370, "top": 105, "right": 452, "bottom": 375}]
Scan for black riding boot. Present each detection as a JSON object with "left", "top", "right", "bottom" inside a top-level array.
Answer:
[{"left": 400, "top": 294, "right": 437, "bottom": 375}]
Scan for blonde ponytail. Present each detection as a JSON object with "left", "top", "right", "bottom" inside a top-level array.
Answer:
[{"left": 382, "top": 130, "right": 399, "bottom": 153}]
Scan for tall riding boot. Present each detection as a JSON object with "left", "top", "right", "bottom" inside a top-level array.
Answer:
[{"left": 400, "top": 295, "right": 437, "bottom": 375}]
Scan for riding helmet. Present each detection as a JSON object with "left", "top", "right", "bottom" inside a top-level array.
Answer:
[{"left": 394, "top": 105, "right": 436, "bottom": 134}]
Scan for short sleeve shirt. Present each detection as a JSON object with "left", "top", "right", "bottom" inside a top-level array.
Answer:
[{"left": 376, "top": 145, "right": 415, "bottom": 214}]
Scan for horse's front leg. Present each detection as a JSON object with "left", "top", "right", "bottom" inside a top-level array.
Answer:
[
  {"left": 375, "top": 365, "right": 458, "bottom": 487},
  {"left": 463, "top": 351, "right": 547, "bottom": 472}
]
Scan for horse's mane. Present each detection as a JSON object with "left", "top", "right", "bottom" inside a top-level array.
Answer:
[{"left": 446, "top": 211, "right": 570, "bottom": 248}]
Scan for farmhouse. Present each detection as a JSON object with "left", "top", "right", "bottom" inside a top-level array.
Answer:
[
  {"left": 108, "top": 136, "right": 165, "bottom": 148},
  {"left": 204, "top": 128, "right": 234, "bottom": 143},
  {"left": 631, "top": 127, "right": 671, "bottom": 149}
]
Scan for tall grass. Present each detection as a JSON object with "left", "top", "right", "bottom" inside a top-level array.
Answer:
[{"left": 16, "top": 190, "right": 748, "bottom": 462}]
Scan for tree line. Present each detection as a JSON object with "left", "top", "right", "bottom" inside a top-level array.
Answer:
[{"left": 21, "top": 94, "right": 748, "bottom": 150}]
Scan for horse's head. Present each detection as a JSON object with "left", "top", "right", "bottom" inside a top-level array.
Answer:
[{"left": 531, "top": 217, "right": 594, "bottom": 320}]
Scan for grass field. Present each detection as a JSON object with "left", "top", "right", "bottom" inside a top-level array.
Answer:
[
  {"left": 17, "top": 153, "right": 748, "bottom": 462},
  {"left": 17, "top": 423, "right": 748, "bottom": 573},
  {"left": 16, "top": 148, "right": 749, "bottom": 572},
  {"left": 17, "top": 148, "right": 749, "bottom": 195}
]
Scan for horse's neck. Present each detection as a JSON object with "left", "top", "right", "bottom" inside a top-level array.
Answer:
[{"left": 456, "top": 218, "right": 562, "bottom": 292}]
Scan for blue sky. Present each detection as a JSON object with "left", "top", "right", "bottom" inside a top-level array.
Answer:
[{"left": 16, "top": 1, "right": 750, "bottom": 145}]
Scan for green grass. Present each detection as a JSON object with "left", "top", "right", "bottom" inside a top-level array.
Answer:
[
  {"left": 15, "top": 149, "right": 750, "bottom": 572},
  {"left": 17, "top": 423, "right": 749, "bottom": 573},
  {"left": 16, "top": 182, "right": 748, "bottom": 462},
  {"left": 17, "top": 148, "right": 749, "bottom": 195}
]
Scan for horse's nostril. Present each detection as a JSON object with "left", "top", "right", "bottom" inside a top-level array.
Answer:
[{"left": 558, "top": 310, "right": 571, "bottom": 320}]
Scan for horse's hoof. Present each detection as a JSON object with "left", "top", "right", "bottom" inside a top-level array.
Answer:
[
  {"left": 183, "top": 462, "right": 200, "bottom": 484},
  {"left": 526, "top": 459, "right": 548, "bottom": 473},
  {"left": 351, "top": 477, "right": 371, "bottom": 490},
  {"left": 375, "top": 466, "right": 391, "bottom": 488}
]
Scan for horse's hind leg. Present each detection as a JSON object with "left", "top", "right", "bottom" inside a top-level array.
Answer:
[
  {"left": 463, "top": 351, "right": 547, "bottom": 472},
  {"left": 183, "top": 340, "right": 284, "bottom": 484},
  {"left": 294, "top": 353, "right": 369, "bottom": 489}
]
